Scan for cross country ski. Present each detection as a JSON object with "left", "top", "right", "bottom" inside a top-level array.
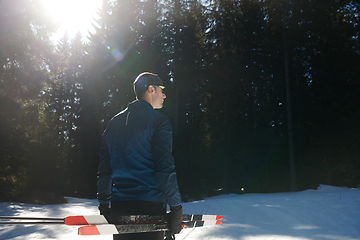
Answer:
[
  {"left": 64, "top": 213, "right": 223, "bottom": 225},
  {"left": 78, "top": 219, "right": 223, "bottom": 235},
  {"left": 0, "top": 214, "right": 223, "bottom": 235},
  {"left": 0, "top": 214, "right": 222, "bottom": 226}
]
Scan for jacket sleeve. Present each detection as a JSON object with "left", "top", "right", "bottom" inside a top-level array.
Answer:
[
  {"left": 152, "top": 114, "right": 181, "bottom": 206},
  {"left": 97, "top": 132, "right": 113, "bottom": 204}
]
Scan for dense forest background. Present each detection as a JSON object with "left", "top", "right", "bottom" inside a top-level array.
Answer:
[{"left": 1, "top": 0, "right": 359, "bottom": 203}]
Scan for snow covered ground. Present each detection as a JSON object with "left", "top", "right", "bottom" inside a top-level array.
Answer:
[{"left": 0, "top": 185, "right": 359, "bottom": 240}]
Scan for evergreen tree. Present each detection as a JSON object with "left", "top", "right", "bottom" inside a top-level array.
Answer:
[{"left": 0, "top": 0, "right": 57, "bottom": 196}]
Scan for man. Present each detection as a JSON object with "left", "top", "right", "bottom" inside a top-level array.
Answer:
[{"left": 97, "top": 72, "right": 182, "bottom": 240}]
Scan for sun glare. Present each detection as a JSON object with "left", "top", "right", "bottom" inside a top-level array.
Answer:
[{"left": 42, "top": 0, "right": 102, "bottom": 41}]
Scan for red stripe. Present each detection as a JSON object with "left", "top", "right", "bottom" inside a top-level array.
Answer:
[
  {"left": 64, "top": 216, "right": 88, "bottom": 225},
  {"left": 78, "top": 225, "right": 101, "bottom": 235}
]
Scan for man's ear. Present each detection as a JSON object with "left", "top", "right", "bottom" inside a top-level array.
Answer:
[{"left": 148, "top": 85, "right": 155, "bottom": 93}]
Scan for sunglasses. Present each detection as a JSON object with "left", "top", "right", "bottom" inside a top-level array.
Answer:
[{"left": 147, "top": 85, "right": 165, "bottom": 90}]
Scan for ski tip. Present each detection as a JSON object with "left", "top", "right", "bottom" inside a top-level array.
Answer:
[
  {"left": 216, "top": 220, "right": 222, "bottom": 225},
  {"left": 79, "top": 224, "right": 119, "bottom": 235},
  {"left": 216, "top": 215, "right": 223, "bottom": 220},
  {"left": 65, "top": 216, "right": 88, "bottom": 226},
  {"left": 78, "top": 225, "right": 101, "bottom": 235}
]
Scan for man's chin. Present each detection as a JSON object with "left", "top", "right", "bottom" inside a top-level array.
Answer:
[{"left": 154, "top": 104, "right": 164, "bottom": 109}]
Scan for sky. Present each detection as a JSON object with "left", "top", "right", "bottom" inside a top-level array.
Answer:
[
  {"left": 41, "top": 0, "right": 103, "bottom": 43},
  {"left": 1, "top": 185, "right": 359, "bottom": 239}
]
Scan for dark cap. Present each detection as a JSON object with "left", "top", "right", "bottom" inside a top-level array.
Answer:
[{"left": 133, "top": 72, "right": 165, "bottom": 90}]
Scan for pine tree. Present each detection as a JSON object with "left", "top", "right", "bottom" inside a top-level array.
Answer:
[{"left": 0, "top": 0, "right": 58, "bottom": 196}]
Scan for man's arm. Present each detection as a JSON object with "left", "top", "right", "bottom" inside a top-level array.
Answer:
[
  {"left": 152, "top": 114, "right": 181, "bottom": 206},
  {"left": 97, "top": 133, "right": 112, "bottom": 205}
]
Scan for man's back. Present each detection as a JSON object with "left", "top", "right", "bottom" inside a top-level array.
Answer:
[
  {"left": 97, "top": 72, "right": 183, "bottom": 240},
  {"left": 98, "top": 100, "right": 180, "bottom": 205}
]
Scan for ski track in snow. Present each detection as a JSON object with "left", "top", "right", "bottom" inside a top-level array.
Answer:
[{"left": 0, "top": 185, "right": 359, "bottom": 240}]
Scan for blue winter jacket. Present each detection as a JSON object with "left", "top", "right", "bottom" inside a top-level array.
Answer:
[{"left": 97, "top": 100, "right": 181, "bottom": 207}]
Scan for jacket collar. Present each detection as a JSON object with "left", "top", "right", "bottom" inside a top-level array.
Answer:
[{"left": 128, "top": 99, "right": 153, "bottom": 110}]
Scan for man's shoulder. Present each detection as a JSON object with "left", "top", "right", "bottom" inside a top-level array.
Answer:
[
  {"left": 110, "top": 108, "right": 128, "bottom": 121},
  {"left": 153, "top": 112, "right": 172, "bottom": 131},
  {"left": 153, "top": 111, "right": 170, "bottom": 122},
  {"left": 104, "top": 108, "right": 128, "bottom": 131}
]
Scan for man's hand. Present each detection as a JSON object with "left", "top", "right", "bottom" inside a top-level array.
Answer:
[
  {"left": 98, "top": 203, "right": 110, "bottom": 215},
  {"left": 168, "top": 205, "right": 183, "bottom": 234}
]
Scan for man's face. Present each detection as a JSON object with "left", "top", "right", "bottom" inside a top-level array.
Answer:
[{"left": 152, "top": 86, "right": 166, "bottom": 109}]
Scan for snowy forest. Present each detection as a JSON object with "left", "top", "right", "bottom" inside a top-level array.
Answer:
[{"left": 0, "top": 0, "right": 359, "bottom": 203}]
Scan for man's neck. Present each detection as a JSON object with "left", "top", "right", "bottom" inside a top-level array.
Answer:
[{"left": 139, "top": 96, "right": 154, "bottom": 109}]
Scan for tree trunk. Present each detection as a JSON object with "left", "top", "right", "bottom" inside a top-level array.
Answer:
[{"left": 284, "top": 28, "right": 297, "bottom": 192}]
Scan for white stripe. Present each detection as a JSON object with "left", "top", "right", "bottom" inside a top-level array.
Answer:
[
  {"left": 202, "top": 215, "right": 216, "bottom": 221},
  {"left": 125, "top": 112, "right": 130, "bottom": 125},
  {"left": 84, "top": 215, "right": 108, "bottom": 225},
  {"left": 97, "top": 224, "right": 119, "bottom": 235}
]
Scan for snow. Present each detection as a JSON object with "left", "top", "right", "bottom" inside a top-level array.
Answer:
[{"left": 1, "top": 185, "right": 359, "bottom": 240}]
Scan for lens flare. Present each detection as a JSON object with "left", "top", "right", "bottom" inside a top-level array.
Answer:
[
  {"left": 100, "top": 39, "right": 124, "bottom": 61},
  {"left": 112, "top": 50, "right": 123, "bottom": 61},
  {"left": 100, "top": 38, "right": 134, "bottom": 72}
]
